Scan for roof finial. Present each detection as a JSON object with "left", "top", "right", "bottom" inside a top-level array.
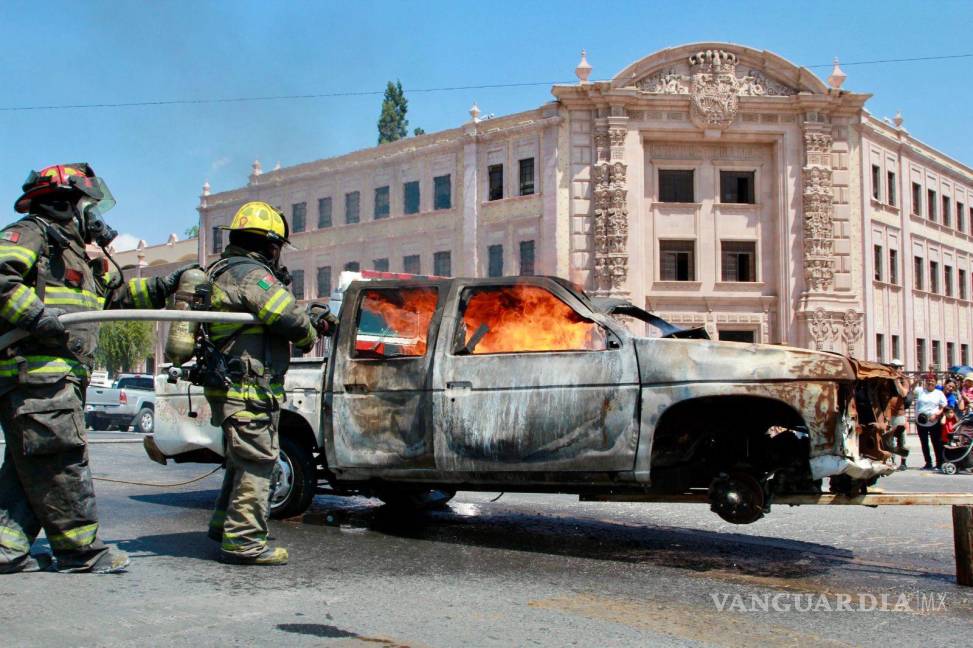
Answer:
[
  {"left": 575, "top": 49, "right": 592, "bottom": 84},
  {"left": 827, "top": 57, "right": 847, "bottom": 90},
  {"left": 251, "top": 159, "right": 262, "bottom": 176},
  {"left": 202, "top": 181, "right": 210, "bottom": 197},
  {"left": 469, "top": 101, "right": 481, "bottom": 123},
  {"left": 893, "top": 110, "right": 904, "bottom": 129}
]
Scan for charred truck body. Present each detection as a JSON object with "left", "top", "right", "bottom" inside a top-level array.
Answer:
[{"left": 150, "top": 276, "right": 906, "bottom": 525}]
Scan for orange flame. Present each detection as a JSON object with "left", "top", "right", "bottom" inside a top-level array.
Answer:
[
  {"left": 360, "top": 288, "right": 439, "bottom": 356},
  {"left": 462, "top": 285, "right": 606, "bottom": 354}
]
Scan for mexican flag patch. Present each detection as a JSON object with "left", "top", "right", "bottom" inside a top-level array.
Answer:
[
  {"left": 2, "top": 230, "right": 20, "bottom": 243},
  {"left": 256, "top": 274, "right": 274, "bottom": 291}
]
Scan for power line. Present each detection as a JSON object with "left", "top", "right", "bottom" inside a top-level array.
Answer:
[{"left": 1, "top": 53, "right": 971, "bottom": 112}]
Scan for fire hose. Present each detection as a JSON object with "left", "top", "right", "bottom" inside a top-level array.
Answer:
[
  {"left": 0, "top": 309, "right": 260, "bottom": 354},
  {"left": 0, "top": 310, "right": 261, "bottom": 487}
]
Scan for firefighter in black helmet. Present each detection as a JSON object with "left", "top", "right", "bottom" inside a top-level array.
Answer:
[{"left": 0, "top": 163, "right": 195, "bottom": 574}]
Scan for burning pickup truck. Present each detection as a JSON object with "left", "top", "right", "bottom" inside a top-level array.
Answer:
[{"left": 148, "top": 275, "right": 907, "bottom": 524}]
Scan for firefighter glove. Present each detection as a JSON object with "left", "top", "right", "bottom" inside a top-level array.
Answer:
[
  {"left": 160, "top": 263, "right": 202, "bottom": 297},
  {"left": 29, "top": 307, "right": 67, "bottom": 344},
  {"left": 307, "top": 302, "right": 338, "bottom": 336}
]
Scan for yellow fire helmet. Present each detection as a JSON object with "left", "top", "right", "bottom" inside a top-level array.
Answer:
[{"left": 222, "top": 201, "right": 289, "bottom": 244}]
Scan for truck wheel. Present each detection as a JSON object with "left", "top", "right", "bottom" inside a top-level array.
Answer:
[
  {"left": 269, "top": 435, "right": 316, "bottom": 519},
  {"left": 135, "top": 407, "right": 154, "bottom": 434},
  {"left": 376, "top": 488, "right": 455, "bottom": 511}
]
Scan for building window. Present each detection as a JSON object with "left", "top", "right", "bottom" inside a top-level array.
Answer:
[
  {"left": 892, "top": 335, "right": 901, "bottom": 362},
  {"left": 948, "top": 342, "right": 956, "bottom": 368},
  {"left": 488, "top": 164, "right": 504, "bottom": 201},
  {"left": 914, "top": 256, "right": 924, "bottom": 291},
  {"left": 316, "top": 266, "right": 332, "bottom": 299},
  {"left": 930, "top": 260, "right": 939, "bottom": 293},
  {"left": 720, "top": 170, "right": 756, "bottom": 204},
  {"left": 519, "top": 158, "right": 535, "bottom": 196},
  {"left": 372, "top": 257, "right": 389, "bottom": 272},
  {"left": 403, "top": 254, "right": 421, "bottom": 275},
  {"left": 660, "top": 240, "right": 695, "bottom": 281},
  {"left": 912, "top": 183, "right": 922, "bottom": 216},
  {"left": 403, "top": 181, "right": 420, "bottom": 214},
  {"left": 291, "top": 202, "right": 307, "bottom": 233},
  {"left": 718, "top": 330, "right": 755, "bottom": 343},
  {"left": 291, "top": 270, "right": 305, "bottom": 300},
  {"left": 871, "top": 165, "right": 881, "bottom": 200},
  {"left": 519, "top": 240, "right": 535, "bottom": 276},
  {"left": 958, "top": 202, "right": 966, "bottom": 233},
  {"left": 963, "top": 343, "right": 970, "bottom": 367},
  {"left": 873, "top": 244, "right": 883, "bottom": 282},
  {"left": 318, "top": 197, "right": 333, "bottom": 228},
  {"left": 721, "top": 241, "right": 756, "bottom": 282},
  {"left": 433, "top": 251, "right": 451, "bottom": 277},
  {"left": 928, "top": 189, "right": 937, "bottom": 221},
  {"left": 917, "top": 338, "right": 927, "bottom": 371},
  {"left": 876, "top": 333, "right": 885, "bottom": 363},
  {"left": 960, "top": 269, "right": 968, "bottom": 300},
  {"left": 345, "top": 191, "right": 360, "bottom": 224},
  {"left": 889, "top": 249, "right": 898, "bottom": 284},
  {"left": 943, "top": 196, "right": 952, "bottom": 227},
  {"left": 434, "top": 174, "right": 451, "bottom": 210},
  {"left": 344, "top": 261, "right": 360, "bottom": 272},
  {"left": 887, "top": 171, "right": 896, "bottom": 206},
  {"left": 932, "top": 340, "right": 942, "bottom": 369},
  {"left": 374, "top": 186, "right": 390, "bottom": 219},
  {"left": 945, "top": 265, "right": 954, "bottom": 297},
  {"left": 211, "top": 226, "right": 223, "bottom": 254},
  {"left": 487, "top": 244, "right": 503, "bottom": 277},
  {"left": 659, "top": 169, "right": 695, "bottom": 203}
]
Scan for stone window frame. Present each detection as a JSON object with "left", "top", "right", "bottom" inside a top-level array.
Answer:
[
  {"left": 715, "top": 164, "right": 758, "bottom": 205},
  {"left": 658, "top": 239, "right": 697, "bottom": 282}
]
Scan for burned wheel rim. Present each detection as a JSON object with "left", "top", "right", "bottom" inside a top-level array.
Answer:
[
  {"left": 270, "top": 452, "right": 295, "bottom": 510},
  {"left": 708, "top": 471, "right": 766, "bottom": 524}
]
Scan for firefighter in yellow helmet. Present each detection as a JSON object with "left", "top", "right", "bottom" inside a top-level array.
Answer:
[{"left": 202, "top": 201, "right": 333, "bottom": 565}]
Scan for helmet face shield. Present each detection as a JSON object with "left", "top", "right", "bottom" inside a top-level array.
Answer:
[{"left": 69, "top": 175, "right": 115, "bottom": 215}]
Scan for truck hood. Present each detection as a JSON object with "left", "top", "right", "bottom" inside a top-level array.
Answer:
[{"left": 632, "top": 337, "right": 855, "bottom": 384}]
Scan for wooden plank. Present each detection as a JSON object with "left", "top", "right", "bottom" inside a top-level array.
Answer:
[
  {"left": 954, "top": 505, "right": 973, "bottom": 587},
  {"left": 580, "top": 492, "right": 973, "bottom": 505}
]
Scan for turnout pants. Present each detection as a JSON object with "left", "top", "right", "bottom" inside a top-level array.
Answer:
[
  {"left": 209, "top": 407, "right": 280, "bottom": 558},
  {"left": 0, "top": 379, "right": 108, "bottom": 571}
]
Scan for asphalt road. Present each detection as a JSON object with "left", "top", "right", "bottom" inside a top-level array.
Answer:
[{"left": 1, "top": 438, "right": 972, "bottom": 647}]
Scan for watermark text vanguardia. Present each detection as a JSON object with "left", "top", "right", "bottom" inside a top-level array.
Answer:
[{"left": 711, "top": 591, "right": 948, "bottom": 613}]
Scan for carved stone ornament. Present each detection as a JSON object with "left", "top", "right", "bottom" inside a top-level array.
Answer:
[
  {"left": 807, "top": 308, "right": 863, "bottom": 353},
  {"left": 801, "top": 128, "right": 835, "bottom": 292},
  {"left": 591, "top": 159, "right": 629, "bottom": 295},
  {"left": 635, "top": 49, "right": 797, "bottom": 131}
]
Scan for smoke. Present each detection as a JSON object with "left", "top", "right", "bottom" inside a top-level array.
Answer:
[{"left": 112, "top": 233, "right": 142, "bottom": 251}]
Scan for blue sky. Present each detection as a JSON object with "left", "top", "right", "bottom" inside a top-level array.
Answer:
[{"left": 2, "top": 0, "right": 972, "bottom": 249}]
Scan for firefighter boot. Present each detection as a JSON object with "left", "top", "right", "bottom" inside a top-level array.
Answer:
[{"left": 220, "top": 546, "right": 288, "bottom": 566}]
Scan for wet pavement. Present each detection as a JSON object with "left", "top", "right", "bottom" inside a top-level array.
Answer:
[{"left": 1, "top": 441, "right": 972, "bottom": 646}]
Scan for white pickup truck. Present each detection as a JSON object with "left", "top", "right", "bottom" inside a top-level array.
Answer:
[
  {"left": 85, "top": 373, "right": 157, "bottom": 433},
  {"left": 145, "top": 271, "right": 906, "bottom": 525}
]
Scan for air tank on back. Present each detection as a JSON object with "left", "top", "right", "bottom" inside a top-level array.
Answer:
[{"left": 164, "top": 267, "right": 207, "bottom": 365}]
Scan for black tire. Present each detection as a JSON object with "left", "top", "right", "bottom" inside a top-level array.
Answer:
[
  {"left": 269, "top": 435, "right": 316, "bottom": 519},
  {"left": 375, "top": 488, "right": 456, "bottom": 511},
  {"left": 135, "top": 407, "right": 154, "bottom": 434}
]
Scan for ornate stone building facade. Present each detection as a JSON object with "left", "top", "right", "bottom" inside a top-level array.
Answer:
[{"left": 198, "top": 42, "right": 973, "bottom": 370}]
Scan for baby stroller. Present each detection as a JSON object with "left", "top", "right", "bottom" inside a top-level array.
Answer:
[{"left": 942, "top": 415, "right": 973, "bottom": 475}]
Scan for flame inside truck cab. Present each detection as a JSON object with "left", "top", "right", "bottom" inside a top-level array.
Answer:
[{"left": 460, "top": 285, "right": 607, "bottom": 354}]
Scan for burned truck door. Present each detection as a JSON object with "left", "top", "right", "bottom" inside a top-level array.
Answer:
[
  {"left": 432, "top": 279, "right": 640, "bottom": 472},
  {"left": 329, "top": 281, "right": 446, "bottom": 469}
]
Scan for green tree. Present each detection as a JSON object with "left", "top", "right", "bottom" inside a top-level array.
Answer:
[
  {"left": 184, "top": 224, "right": 199, "bottom": 238},
  {"left": 413, "top": 127, "right": 425, "bottom": 136},
  {"left": 94, "top": 320, "right": 155, "bottom": 375},
  {"left": 377, "top": 80, "right": 409, "bottom": 144}
]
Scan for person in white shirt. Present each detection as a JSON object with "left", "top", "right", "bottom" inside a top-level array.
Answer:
[{"left": 914, "top": 373, "right": 948, "bottom": 470}]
